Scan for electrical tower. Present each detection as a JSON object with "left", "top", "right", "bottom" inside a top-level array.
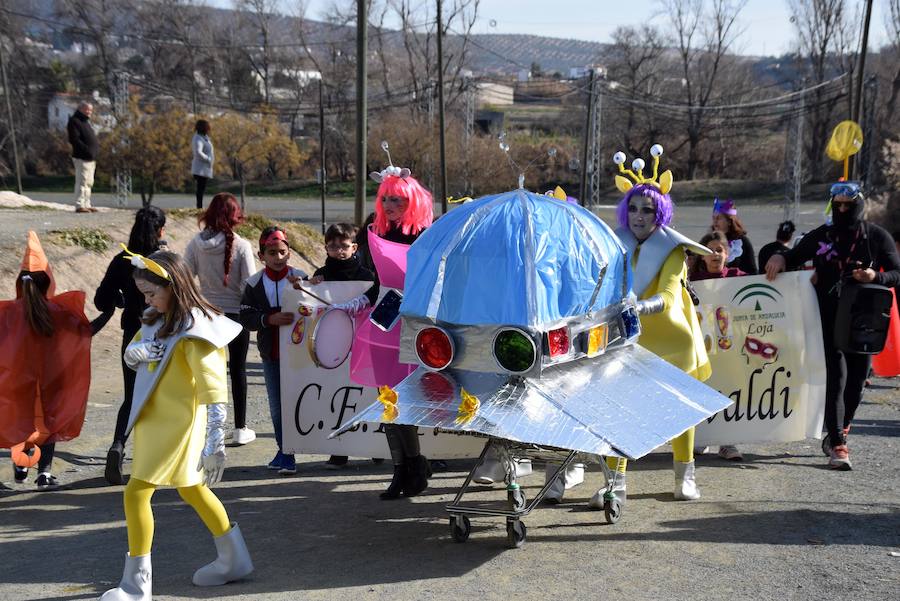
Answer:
[
  {"left": 584, "top": 82, "right": 603, "bottom": 208},
  {"left": 114, "top": 72, "right": 131, "bottom": 207},
  {"left": 857, "top": 77, "right": 878, "bottom": 189},
  {"left": 782, "top": 93, "right": 804, "bottom": 223}
]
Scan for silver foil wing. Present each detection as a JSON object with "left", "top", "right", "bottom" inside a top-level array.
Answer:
[{"left": 331, "top": 344, "right": 732, "bottom": 460}]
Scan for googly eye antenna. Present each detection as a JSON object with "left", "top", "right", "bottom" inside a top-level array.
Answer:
[
  {"left": 380, "top": 140, "right": 393, "bottom": 167},
  {"left": 612, "top": 144, "right": 673, "bottom": 195},
  {"left": 496, "top": 133, "right": 560, "bottom": 190}
]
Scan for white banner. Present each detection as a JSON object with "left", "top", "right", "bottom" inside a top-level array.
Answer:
[
  {"left": 691, "top": 272, "right": 826, "bottom": 445},
  {"left": 278, "top": 282, "right": 483, "bottom": 458}
]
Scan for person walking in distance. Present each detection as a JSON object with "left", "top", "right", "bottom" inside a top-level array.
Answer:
[
  {"left": 67, "top": 102, "right": 99, "bottom": 214},
  {"left": 191, "top": 120, "right": 214, "bottom": 209}
]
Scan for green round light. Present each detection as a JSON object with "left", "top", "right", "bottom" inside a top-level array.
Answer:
[{"left": 493, "top": 329, "right": 536, "bottom": 373}]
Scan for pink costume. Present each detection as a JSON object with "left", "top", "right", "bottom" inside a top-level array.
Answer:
[{"left": 350, "top": 226, "right": 417, "bottom": 387}]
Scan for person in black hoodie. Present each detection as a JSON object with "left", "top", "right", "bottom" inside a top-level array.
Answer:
[
  {"left": 766, "top": 182, "right": 900, "bottom": 470},
  {"left": 94, "top": 206, "right": 167, "bottom": 484},
  {"left": 306, "top": 223, "right": 378, "bottom": 469},
  {"left": 67, "top": 102, "right": 100, "bottom": 213},
  {"left": 758, "top": 220, "right": 796, "bottom": 271}
]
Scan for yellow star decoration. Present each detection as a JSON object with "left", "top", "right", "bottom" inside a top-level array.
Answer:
[
  {"left": 455, "top": 387, "right": 480, "bottom": 424},
  {"left": 378, "top": 386, "right": 399, "bottom": 422}
]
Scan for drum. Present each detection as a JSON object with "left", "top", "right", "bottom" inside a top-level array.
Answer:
[{"left": 308, "top": 308, "right": 355, "bottom": 369}]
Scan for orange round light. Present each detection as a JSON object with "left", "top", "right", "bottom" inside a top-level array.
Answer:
[{"left": 415, "top": 327, "right": 455, "bottom": 371}]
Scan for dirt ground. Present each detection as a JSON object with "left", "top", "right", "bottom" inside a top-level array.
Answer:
[{"left": 1, "top": 200, "right": 899, "bottom": 601}]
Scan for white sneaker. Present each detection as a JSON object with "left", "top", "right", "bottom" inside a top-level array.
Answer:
[
  {"left": 232, "top": 428, "right": 256, "bottom": 445},
  {"left": 544, "top": 463, "right": 585, "bottom": 503}
]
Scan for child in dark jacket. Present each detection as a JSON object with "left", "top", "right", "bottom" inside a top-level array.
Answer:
[
  {"left": 307, "top": 223, "right": 378, "bottom": 469},
  {"left": 239, "top": 227, "right": 307, "bottom": 475}
]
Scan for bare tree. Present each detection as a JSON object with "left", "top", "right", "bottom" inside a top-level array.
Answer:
[
  {"left": 138, "top": 0, "right": 214, "bottom": 114},
  {"left": 880, "top": 0, "right": 900, "bottom": 126},
  {"left": 788, "top": 0, "right": 860, "bottom": 180},
  {"left": 604, "top": 24, "right": 668, "bottom": 159},
  {"left": 662, "top": 0, "right": 748, "bottom": 180},
  {"left": 235, "top": 0, "right": 281, "bottom": 105},
  {"left": 57, "top": 0, "right": 127, "bottom": 100}
]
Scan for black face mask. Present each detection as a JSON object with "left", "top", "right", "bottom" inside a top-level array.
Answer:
[{"left": 832, "top": 199, "right": 863, "bottom": 230}]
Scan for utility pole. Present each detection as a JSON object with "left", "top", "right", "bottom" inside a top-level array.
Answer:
[
  {"left": 114, "top": 72, "right": 132, "bottom": 207},
  {"left": 354, "top": 0, "right": 367, "bottom": 225},
  {"left": 319, "top": 78, "right": 327, "bottom": 235},
  {"left": 0, "top": 42, "right": 23, "bottom": 194},
  {"left": 464, "top": 76, "right": 475, "bottom": 195},
  {"left": 851, "top": 0, "right": 874, "bottom": 180},
  {"left": 579, "top": 69, "right": 595, "bottom": 205},
  {"left": 436, "top": 0, "right": 448, "bottom": 213}
]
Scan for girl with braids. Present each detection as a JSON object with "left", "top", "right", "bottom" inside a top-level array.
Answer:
[
  {"left": 2, "top": 232, "right": 111, "bottom": 489},
  {"left": 95, "top": 206, "right": 167, "bottom": 485},
  {"left": 185, "top": 192, "right": 257, "bottom": 445},
  {"left": 99, "top": 249, "right": 252, "bottom": 600}
]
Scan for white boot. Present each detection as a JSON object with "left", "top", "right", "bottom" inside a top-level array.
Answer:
[
  {"left": 100, "top": 553, "right": 151, "bottom": 601},
  {"left": 473, "top": 454, "right": 532, "bottom": 485},
  {"left": 544, "top": 463, "right": 585, "bottom": 503},
  {"left": 673, "top": 460, "right": 701, "bottom": 501},
  {"left": 588, "top": 472, "right": 627, "bottom": 510},
  {"left": 192, "top": 523, "right": 254, "bottom": 586}
]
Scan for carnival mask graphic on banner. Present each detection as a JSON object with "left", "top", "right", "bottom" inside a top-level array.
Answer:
[{"left": 692, "top": 273, "right": 826, "bottom": 446}]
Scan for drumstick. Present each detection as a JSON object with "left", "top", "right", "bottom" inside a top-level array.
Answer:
[{"left": 294, "top": 285, "right": 330, "bottom": 305}]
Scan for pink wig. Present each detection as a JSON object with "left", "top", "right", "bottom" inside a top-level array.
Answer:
[{"left": 373, "top": 175, "right": 434, "bottom": 236}]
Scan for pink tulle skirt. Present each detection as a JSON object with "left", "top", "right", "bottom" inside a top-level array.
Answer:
[{"left": 349, "top": 307, "right": 417, "bottom": 388}]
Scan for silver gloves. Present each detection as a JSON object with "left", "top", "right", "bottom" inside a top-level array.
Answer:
[
  {"left": 198, "top": 403, "right": 227, "bottom": 487},
  {"left": 636, "top": 294, "right": 665, "bottom": 316},
  {"left": 123, "top": 339, "right": 166, "bottom": 370},
  {"left": 332, "top": 294, "right": 371, "bottom": 314}
]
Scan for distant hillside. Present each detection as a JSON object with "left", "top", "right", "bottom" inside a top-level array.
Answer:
[{"left": 466, "top": 34, "right": 607, "bottom": 74}]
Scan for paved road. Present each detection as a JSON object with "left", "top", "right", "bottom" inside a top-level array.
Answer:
[
  {"left": 1, "top": 357, "right": 898, "bottom": 601},
  {"left": 4, "top": 193, "right": 897, "bottom": 601}
]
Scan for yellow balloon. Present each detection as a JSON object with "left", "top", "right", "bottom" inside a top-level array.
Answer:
[{"left": 826, "top": 120, "right": 863, "bottom": 162}]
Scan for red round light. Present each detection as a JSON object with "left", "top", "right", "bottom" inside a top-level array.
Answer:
[
  {"left": 415, "top": 327, "right": 455, "bottom": 371},
  {"left": 547, "top": 327, "right": 570, "bottom": 357}
]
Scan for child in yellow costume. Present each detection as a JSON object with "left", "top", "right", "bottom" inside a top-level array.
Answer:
[
  {"left": 590, "top": 145, "right": 712, "bottom": 508},
  {"left": 99, "top": 250, "right": 253, "bottom": 601}
]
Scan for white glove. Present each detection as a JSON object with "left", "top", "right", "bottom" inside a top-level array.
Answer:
[
  {"left": 198, "top": 403, "right": 227, "bottom": 487},
  {"left": 123, "top": 340, "right": 166, "bottom": 370},
  {"left": 332, "top": 294, "right": 371, "bottom": 314}
]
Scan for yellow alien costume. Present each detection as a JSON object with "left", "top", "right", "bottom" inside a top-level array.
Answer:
[
  {"left": 592, "top": 144, "right": 712, "bottom": 506},
  {"left": 100, "top": 250, "right": 253, "bottom": 601}
]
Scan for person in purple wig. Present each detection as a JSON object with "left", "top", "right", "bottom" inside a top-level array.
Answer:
[{"left": 584, "top": 146, "right": 712, "bottom": 511}]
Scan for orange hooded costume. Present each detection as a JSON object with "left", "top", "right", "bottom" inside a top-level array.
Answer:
[{"left": 0, "top": 232, "right": 92, "bottom": 459}]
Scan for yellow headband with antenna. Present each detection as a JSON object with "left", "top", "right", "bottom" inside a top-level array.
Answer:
[
  {"left": 613, "top": 144, "right": 673, "bottom": 195},
  {"left": 121, "top": 244, "right": 170, "bottom": 281}
]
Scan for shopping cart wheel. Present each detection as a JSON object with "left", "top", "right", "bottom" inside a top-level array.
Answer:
[
  {"left": 506, "top": 519, "right": 526, "bottom": 548},
  {"left": 450, "top": 515, "right": 471, "bottom": 543},
  {"left": 821, "top": 434, "right": 832, "bottom": 457},
  {"left": 604, "top": 499, "right": 622, "bottom": 524},
  {"left": 508, "top": 487, "right": 527, "bottom": 512}
]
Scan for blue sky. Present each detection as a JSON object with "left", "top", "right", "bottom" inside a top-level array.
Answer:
[{"left": 283, "top": 0, "right": 895, "bottom": 57}]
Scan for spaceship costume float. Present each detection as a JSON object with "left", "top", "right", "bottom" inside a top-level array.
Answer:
[{"left": 332, "top": 158, "right": 731, "bottom": 545}]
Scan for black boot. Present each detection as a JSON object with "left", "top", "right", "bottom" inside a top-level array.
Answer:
[
  {"left": 380, "top": 464, "right": 407, "bottom": 500},
  {"left": 402, "top": 455, "right": 429, "bottom": 497},
  {"left": 105, "top": 441, "right": 125, "bottom": 485}
]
